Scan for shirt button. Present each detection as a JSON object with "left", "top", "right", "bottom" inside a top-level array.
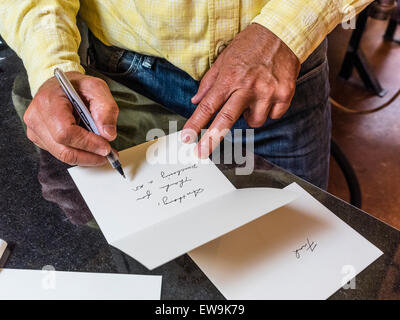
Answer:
[{"left": 215, "top": 42, "right": 227, "bottom": 56}]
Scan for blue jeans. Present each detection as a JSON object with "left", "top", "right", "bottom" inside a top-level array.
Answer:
[{"left": 88, "top": 34, "right": 331, "bottom": 189}]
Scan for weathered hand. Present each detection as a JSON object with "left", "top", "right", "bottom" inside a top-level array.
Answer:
[
  {"left": 182, "top": 23, "right": 300, "bottom": 158},
  {"left": 24, "top": 72, "right": 119, "bottom": 166}
]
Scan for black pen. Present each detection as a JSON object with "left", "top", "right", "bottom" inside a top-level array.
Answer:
[{"left": 54, "top": 68, "right": 125, "bottom": 178}]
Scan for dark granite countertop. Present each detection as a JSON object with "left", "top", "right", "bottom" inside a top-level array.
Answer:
[{"left": 1, "top": 49, "right": 399, "bottom": 300}]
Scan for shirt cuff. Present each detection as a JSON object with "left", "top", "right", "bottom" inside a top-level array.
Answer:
[
  {"left": 251, "top": 1, "right": 339, "bottom": 64},
  {"left": 29, "top": 62, "right": 85, "bottom": 97}
]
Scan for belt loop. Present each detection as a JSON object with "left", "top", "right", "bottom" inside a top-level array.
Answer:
[
  {"left": 86, "top": 30, "right": 95, "bottom": 67},
  {"left": 108, "top": 50, "right": 125, "bottom": 73},
  {"left": 87, "top": 47, "right": 95, "bottom": 67}
]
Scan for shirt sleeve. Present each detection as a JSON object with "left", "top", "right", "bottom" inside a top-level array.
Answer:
[
  {"left": 0, "top": 0, "right": 85, "bottom": 96},
  {"left": 252, "top": 0, "right": 373, "bottom": 63}
]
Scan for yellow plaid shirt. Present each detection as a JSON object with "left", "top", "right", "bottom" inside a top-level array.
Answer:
[{"left": 0, "top": 0, "right": 371, "bottom": 96}]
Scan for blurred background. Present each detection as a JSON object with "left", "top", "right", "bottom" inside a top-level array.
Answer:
[{"left": 327, "top": 1, "right": 400, "bottom": 230}]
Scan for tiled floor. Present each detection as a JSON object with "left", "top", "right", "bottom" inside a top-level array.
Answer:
[{"left": 327, "top": 18, "right": 400, "bottom": 230}]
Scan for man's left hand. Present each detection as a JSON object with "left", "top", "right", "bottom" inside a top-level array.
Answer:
[{"left": 182, "top": 23, "right": 300, "bottom": 158}]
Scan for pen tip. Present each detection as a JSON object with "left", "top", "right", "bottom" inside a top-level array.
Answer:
[{"left": 115, "top": 166, "right": 126, "bottom": 179}]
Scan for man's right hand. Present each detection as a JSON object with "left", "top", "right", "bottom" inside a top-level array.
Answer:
[{"left": 24, "top": 71, "right": 119, "bottom": 166}]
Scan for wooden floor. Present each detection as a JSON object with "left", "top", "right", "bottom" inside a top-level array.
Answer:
[{"left": 327, "top": 18, "right": 400, "bottom": 230}]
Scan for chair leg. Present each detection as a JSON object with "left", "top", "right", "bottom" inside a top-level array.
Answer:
[
  {"left": 339, "top": 7, "right": 387, "bottom": 97},
  {"left": 330, "top": 138, "right": 362, "bottom": 208},
  {"left": 384, "top": 17, "right": 400, "bottom": 43}
]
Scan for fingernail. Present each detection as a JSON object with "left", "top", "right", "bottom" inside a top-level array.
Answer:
[
  {"left": 100, "top": 147, "right": 110, "bottom": 156},
  {"left": 104, "top": 125, "right": 116, "bottom": 138},
  {"left": 182, "top": 134, "right": 190, "bottom": 143},
  {"left": 191, "top": 95, "right": 198, "bottom": 104},
  {"left": 194, "top": 142, "right": 209, "bottom": 159},
  {"left": 194, "top": 145, "right": 200, "bottom": 158},
  {"left": 181, "top": 130, "right": 197, "bottom": 144}
]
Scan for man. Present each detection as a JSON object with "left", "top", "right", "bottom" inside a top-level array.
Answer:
[{"left": 0, "top": 1, "right": 372, "bottom": 189}]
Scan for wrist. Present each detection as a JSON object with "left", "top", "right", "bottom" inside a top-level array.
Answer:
[
  {"left": 249, "top": 22, "right": 300, "bottom": 68},
  {"left": 31, "top": 63, "right": 85, "bottom": 97}
]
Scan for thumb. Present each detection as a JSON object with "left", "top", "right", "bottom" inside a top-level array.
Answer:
[{"left": 80, "top": 77, "right": 119, "bottom": 141}]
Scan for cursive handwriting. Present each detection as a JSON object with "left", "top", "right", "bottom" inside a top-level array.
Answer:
[
  {"left": 161, "top": 188, "right": 205, "bottom": 206},
  {"left": 162, "top": 195, "right": 186, "bottom": 205},
  {"left": 136, "top": 190, "right": 152, "bottom": 201},
  {"left": 132, "top": 184, "right": 144, "bottom": 192},
  {"left": 186, "top": 188, "right": 204, "bottom": 198},
  {"left": 160, "top": 164, "right": 198, "bottom": 179},
  {"left": 160, "top": 176, "right": 192, "bottom": 192},
  {"left": 293, "top": 238, "right": 317, "bottom": 259}
]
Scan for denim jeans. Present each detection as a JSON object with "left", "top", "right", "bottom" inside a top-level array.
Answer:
[{"left": 88, "top": 33, "right": 331, "bottom": 189}]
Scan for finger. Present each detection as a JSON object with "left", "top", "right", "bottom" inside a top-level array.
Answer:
[
  {"left": 78, "top": 77, "right": 119, "bottom": 141},
  {"left": 191, "top": 66, "right": 220, "bottom": 105},
  {"left": 57, "top": 125, "right": 111, "bottom": 156},
  {"left": 269, "top": 102, "right": 290, "bottom": 119},
  {"left": 26, "top": 128, "right": 45, "bottom": 149},
  {"left": 245, "top": 101, "right": 271, "bottom": 128},
  {"left": 32, "top": 118, "right": 108, "bottom": 166},
  {"left": 50, "top": 143, "right": 108, "bottom": 166},
  {"left": 195, "top": 91, "right": 250, "bottom": 158},
  {"left": 183, "top": 85, "right": 229, "bottom": 142},
  {"left": 41, "top": 96, "right": 111, "bottom": 156}
]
